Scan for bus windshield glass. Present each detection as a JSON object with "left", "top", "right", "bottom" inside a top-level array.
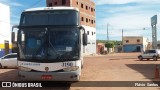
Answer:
[
  {"left": 18, "top": 27, "right": 80, "bottom": 62},
  {"left": 20, "top": 10, "right": 79, "bottom": 26}
]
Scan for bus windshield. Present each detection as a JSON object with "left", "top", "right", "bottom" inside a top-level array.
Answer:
[
  {"left": 20, "top": 10, "right": 79, "bottom": 26},
  {"left": 18, "top": 27, "right": 80, "bottom": 62}
]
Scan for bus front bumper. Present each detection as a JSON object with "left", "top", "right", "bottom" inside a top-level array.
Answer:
[{"left": 18, "top": 71, "right": 80, "bottom": 81}]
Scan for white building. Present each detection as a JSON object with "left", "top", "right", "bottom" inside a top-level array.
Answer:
[
  {"left": 123, "top": 36, "right": 149, "bottom": 52},
  {"left": 83, "top": 25, "right": 96, "bottom": 55},
  {"left": 0, "top": 3, "right": 11, "bottom": 57}
]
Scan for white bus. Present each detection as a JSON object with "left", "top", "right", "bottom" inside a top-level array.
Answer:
[{"left": 12, "top": 7, "right": 88, "bottom": 81}]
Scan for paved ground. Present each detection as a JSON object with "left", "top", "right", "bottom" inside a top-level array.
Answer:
[{"left": 1, "top": 53, "right": 160, "bottom": 90}]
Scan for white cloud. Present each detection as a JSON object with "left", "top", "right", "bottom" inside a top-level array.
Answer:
[
  {"left": 96, "top": 2, "right": 160, "bottom": 30},
  {"left": 104, "top": 14, "right": 150, "bottom": 29},
  {"left": 0, "top": 0, "right": 23, "bottom": 7},
  {"left": 96, "top": 11, "right": 159, "bottom": 40},
  {"left": 94, "top": 0, "right": 160, "bottom": 5},
  {"left": 94, "top": 0, "right": 139, "bottom": 5},
  {"left": 11, "top": 2, "right": 23, "bottom": 7},
  {"left": 97, "top": 28, "right": 146, "bottom": 37},
  {"left": 95, "top": 0, "right": 160, "bottom": 40}
]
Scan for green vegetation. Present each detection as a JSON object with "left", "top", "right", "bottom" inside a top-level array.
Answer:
[
  {"left": 105, "top": 42, "right": 114, "bottom": 48},
  {"left": 97, "top": 40, "right": 122, "bottom": 45}
]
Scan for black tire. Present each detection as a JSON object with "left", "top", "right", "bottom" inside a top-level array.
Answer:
[
  {"left": 81, "top": 64, "right": 84, "bottom": 69},
  {"left": 0, "top": 63, "right": 2, "bottom": 68},
  {"left": 81, "top": 61, "right": 84, "bottom": 69},
  {"left": 153, "top": 56, "right": 157, "bottom": 61},
  {"left": 138, "top": 56, "right": 143, "bottom": 60}
]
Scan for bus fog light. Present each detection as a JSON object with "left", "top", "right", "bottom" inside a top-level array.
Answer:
[
  {"left": 19, "top": 66, "right": 32, "bottom": 71},
  {"left": 63, "top": 66, "right": 79, "bottom": 71}
]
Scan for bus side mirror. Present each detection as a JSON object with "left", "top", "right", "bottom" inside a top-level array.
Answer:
[
  {"left": 11, "top": 25, "right": 19, "bottom": 43},
  {"left": 83, "top": 33, "right": 88, "bottom": 46},
  {"left": 80, "top": 26, "right": 88, "bottom": 46},
  {"left": 11, "top": 32, "right": 15, "bottom": 43}
]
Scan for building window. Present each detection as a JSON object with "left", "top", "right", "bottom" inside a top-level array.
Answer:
[
  {"left": 77, "top": 1, "right": 78, "bottom": 5},
  {"left": 81, "top": 3, "right": 83, "bottom": 8},
  {"left": 91, "top": 8, "right": 93, "bottom": 12},
  {"left": 87, "top": 31, "right": 89, "bottom": 35},
  {"left": 94, "top": 32, "right": 96, "bottom": 34},
  {"left": 137, "top": 39, "right": 140, "bottom": 42},
  {"left": 94, "top": 20, "right": 95, "bottom": 23},
  {"left": 62, "top": 0, "right": 66, "bottom": 5},
  {"left": 86, "top": 5, "right": 88, "bottom": 10},
  {"left": 91, "top": 20, "right": 93, "bottom": 24},
  {"left": 92, "top": 32, "right": 94, "bottom": 35},
  {"left": 126, "top": 40, "right": 129, "bottom": 43},
  {"left": 54, "top": 2, "right": 57, "bottom": 5},
  {"left": 81, "top": 17, "right": 84, "bottom": 21},
  {"left": 48, "top": 3, "right": 52, "bottom": 7},
  {"left": 86, "top": 18, "right": 88, "bottom": 23}
]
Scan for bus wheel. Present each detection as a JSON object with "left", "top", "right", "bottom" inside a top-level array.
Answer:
[
  {"left": 81, "top": 65, "right": 84, "bottom": 69},
  {"left": 0, "top": 63, "right": 2, "bottom": 68}
]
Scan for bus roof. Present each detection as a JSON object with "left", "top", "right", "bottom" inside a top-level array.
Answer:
[{"left": 24, "top": 7, "right": 79, "bottom": 12}]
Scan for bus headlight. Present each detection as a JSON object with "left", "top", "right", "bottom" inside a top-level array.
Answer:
[
  {"left": 19, "top": 66, "right": 32, "bottom": 71},
  {"left": 63, "top": 66, "right": 79, "bottom": 72}
]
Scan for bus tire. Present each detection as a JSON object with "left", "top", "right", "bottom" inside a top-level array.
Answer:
[
  {"left": 0, "top": 63, "right": 2, "bottom": 68},
  {"left": 81, "top": 61, "right": 84, "bottom": 69}
]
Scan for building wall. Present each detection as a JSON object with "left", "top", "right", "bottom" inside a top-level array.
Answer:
[
  {"left": 46, "top": 0, "right": 96, "bottom": 28},
  {"left": 0, "top": 3, "right": 11, "bottom": 57},
  {"left": 123, "top": 36, "right": 143, "bottom": 45},
  {"left": 123, "top": 36, "right": 148, "bottom": 52},
  {"left": 123, "top": 44, "right": 143, "bottom": 52},
  {"left": 71, "top": 0, "right": 96, "bottom": 28},
  {"left": 46, "top": 0, "right": 70, "bottom": 6},
  {"left": 83, "top": 25, "right": 96, "bottom": 55},
  {"left": 46, "top": 0, "right": 96, "bottom": 55}
]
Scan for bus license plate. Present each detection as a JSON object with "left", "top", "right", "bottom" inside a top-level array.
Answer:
[{"left": 41, "top": 75, "right": 52, "bottom": 80}]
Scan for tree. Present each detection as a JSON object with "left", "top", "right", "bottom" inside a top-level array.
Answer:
[
  {"left": 105, "top": 42, "right": 114, "bottom": 48},
  {"left": 105, "top": 41, "right": 115, "bottom": 53},
  {"left": 97, "top": 40, "right": 122, "bottom": 45}
]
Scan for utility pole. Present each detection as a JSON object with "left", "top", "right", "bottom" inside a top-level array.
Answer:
[
  {"left": 107, "top": 23, "right": 109, "bottom": 42},
  {"left": 151, "top": 15, "right": 158, "bottom": 49},
  {"left": 122, "top": 29, "right": 123, "bottom": 52}
]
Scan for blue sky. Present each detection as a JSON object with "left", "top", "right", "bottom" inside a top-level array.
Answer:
[
  {"left": 0, "top": 0, "right": 160, "bottom": 41},
  {"left": 95, "top": 0, "right": 160, "bottom": 41}
]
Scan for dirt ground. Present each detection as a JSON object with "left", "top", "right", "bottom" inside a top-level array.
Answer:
[
  {"left": 1, "top": 52, "right": 160, "bottom": 90},
  {"left": 71, "top": 53, "right": 160, "bottom": 90}
]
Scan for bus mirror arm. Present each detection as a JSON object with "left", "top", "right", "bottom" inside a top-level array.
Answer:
[
  {"left": 80, "top": 26, "right": 88, "bottom": 46},
  {"left": 83, "top": 33, "right": 88, "bottom": 46},
  {"left": 11, "top": 25, "right": 19, "bottom": 43},
  {"left": 11, "top": 32, "right": 15, "bottom": 43}
]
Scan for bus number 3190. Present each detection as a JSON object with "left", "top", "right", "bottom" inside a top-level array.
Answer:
[{"left": 62, "top": 62, "right": 73, "bottom": 67}]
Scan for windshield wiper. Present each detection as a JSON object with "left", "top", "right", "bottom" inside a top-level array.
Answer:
[
  {"left": 32, "top": 28, "right": 48, "bottom": 59},
  {"left": 48, "top": 33, "right": 63, "bottom": 60}
]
